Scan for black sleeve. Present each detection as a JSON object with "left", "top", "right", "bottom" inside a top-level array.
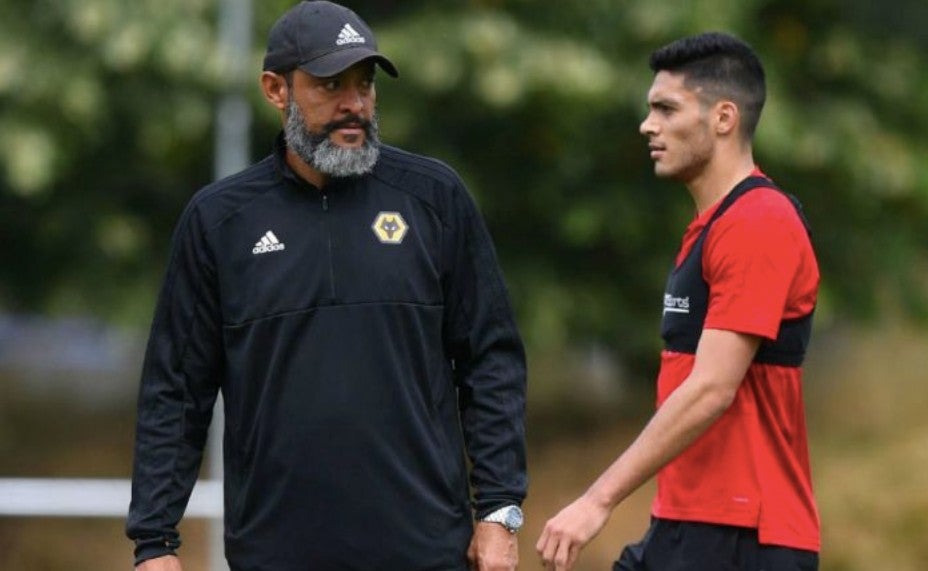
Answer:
[
  {"left": 443, "top": 181, "right": 528, "bottom": 518},
  {"left": 125, "top": 201, "right": 224, "bottom": 565}
]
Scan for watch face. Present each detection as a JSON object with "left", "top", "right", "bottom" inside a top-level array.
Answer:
[{"left": 505, "top": 507, "right": 523, "bottom": 530}]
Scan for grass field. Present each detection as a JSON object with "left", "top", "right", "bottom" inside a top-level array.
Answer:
[{"left": 1, "top": 322, "right": 925, "bottom": 570}]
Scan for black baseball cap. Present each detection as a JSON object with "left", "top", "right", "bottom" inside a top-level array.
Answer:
[{"left": 263, "top": 1, "right": 399, "bottom": 78}]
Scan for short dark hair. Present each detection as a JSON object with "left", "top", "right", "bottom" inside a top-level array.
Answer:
[{"left": 649, "top": 32, "right": 766, "bottom": 140}]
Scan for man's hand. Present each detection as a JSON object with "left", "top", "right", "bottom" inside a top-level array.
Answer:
[
  {"left": 535, "top": 494, "right": 611, "bottom": 571},
  {"left": 135, "top": 555, "right": 183, "bottom": 571},
  {"left": 467, "top": 521, "right": 518, "bottom": 571}
]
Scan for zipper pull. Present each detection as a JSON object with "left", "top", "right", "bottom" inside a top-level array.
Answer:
[{"left": 322, "top": 193, "right": 329, "bottom": 211}]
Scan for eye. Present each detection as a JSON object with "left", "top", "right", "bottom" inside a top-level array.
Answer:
[
  {"left": 653, "top": 102, "right": 675, "bottom": 115},
  {"left": 323, "top": 79, "right": 340, "bottom": 91}
]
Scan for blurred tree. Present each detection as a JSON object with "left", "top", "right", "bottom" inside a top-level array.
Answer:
[{"left": 1, "top": 0, "right": 926, "bottom": 383}]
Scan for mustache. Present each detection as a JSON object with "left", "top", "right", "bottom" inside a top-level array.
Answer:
[{"left": 323, "top": 115, "right": 373, "bottom": 135}]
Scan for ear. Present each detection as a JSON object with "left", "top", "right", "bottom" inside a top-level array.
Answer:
[
  {"left": 715, "top": 100, "right": 739, "bottom": 137},
  {"left": 261, "top": 71, "right": 289, "bottom": 111}
]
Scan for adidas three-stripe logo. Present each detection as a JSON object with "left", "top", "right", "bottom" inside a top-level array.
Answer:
[
  {"left": 253, "top": 230, "right": 286, "bottom": 255},
  {"left": 336, "top": 23, "right": 365, "bottom": 46}
]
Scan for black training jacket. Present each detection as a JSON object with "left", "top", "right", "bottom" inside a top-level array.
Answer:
[{"left": 126, "top": 137, "right": 528, "bottom": 570}]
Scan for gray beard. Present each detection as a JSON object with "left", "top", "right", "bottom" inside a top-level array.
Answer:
[{"left": 284, "top": 98, "right": 380, "bottom": 178}]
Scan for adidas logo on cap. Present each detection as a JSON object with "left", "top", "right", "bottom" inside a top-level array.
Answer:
[{"left": 336, "top": 23, "right": 366, "bottom": 46}]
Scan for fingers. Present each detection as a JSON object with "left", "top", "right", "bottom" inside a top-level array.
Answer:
[
  {"left": 467, "top": 537, "right": 478, "bottom": 570},
  {"left": 555, "top": 536, "right": 574, "bottom": 571},
  {"left": 537, "top": 524, "right": 566, "bottom": 570},
  {"left": 537, "top": 521, "right": 556, "bottom": 568},
  {"left": 537, "top": 516, "right": 586, "bottom": 571},
  {"left": 538, "top": 535, "right": 575, "bottom": 570},
  {"left": 537, "top": 496, "right": 613, "bottom": 569},
  {"left": 535, "top": 526, "right": 549, "bottom": 557}
]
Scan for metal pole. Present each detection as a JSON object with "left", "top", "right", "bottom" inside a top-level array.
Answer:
[
  {"left": 212, "top": 0, "right": 252, "bottom": 570},
  {"left": 215, "top": 0, "right": 252, "bottom": 181}
]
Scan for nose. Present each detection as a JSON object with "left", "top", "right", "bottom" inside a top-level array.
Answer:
[
  {"left": 339, "top": 85, "right": 367, "bottom": 115},
  {"left": 640, "top": 112, "right": 657, "bottom": 137}
]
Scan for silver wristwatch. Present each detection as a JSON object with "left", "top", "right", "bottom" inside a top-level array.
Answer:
[{"left": 480, "top": 505, "right": 524, "bottom": 533}]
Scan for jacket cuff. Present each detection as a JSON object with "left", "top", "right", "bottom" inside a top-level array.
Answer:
[{"left": 134, "top": 536, "right": 181, "bottom": 567}]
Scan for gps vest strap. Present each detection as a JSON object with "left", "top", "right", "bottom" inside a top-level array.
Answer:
[{"left": 660, "top": 176, "right": 813, "bottom": 367}]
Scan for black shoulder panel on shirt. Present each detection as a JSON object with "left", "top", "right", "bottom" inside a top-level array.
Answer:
[
  {"left": 375, "top": 145, "right": 463, "bottom": 188},
  {"left": 371, "top": 146, "right": 471, "bottom": 224},
  {"left": 184, "top": 155, "right": 281, "bottom": 235}
]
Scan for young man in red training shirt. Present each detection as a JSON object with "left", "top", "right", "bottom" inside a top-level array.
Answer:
[{"left": 536, "top": 32, "right": 820, "bottom": 571}]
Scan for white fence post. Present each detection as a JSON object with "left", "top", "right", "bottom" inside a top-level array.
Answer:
[{"left": 0, "top": 478, "right": 223, "bottom": 517}]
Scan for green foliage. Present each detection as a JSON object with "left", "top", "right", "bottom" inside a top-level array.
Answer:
[{"left": 2, "top": 0, "right": 927, "bottom": 376}]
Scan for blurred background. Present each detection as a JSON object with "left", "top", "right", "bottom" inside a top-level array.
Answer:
[{"left": 2, "top": 0, "right": 927, "bottom": 569}]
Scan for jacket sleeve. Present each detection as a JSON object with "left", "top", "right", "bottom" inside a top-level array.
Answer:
[
  {"left": 126, "top": 201, "right": 224, "bottom": 565},
  {"left": 443, "top": 181, "right": 528, "bottom": 518}
]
